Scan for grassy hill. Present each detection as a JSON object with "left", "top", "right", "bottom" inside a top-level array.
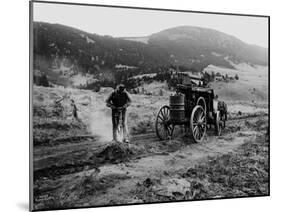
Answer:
[{"left": 33, "top": 22, "right": 268, "bottom": 88}]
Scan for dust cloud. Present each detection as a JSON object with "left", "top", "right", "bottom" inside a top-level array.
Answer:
[
  {"left": 88, "top": 106, "right": 128, "bottom": 142},
  {"left": 89, "top": 107, "right": 112, "bottom": 142}
]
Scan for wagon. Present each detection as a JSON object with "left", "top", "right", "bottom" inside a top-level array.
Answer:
[{"left": 155, "top": 74, "right": 226, "bottom": 142}]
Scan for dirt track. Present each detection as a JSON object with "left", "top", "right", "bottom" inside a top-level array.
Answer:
[{"left": 33, "top": 113, "right": 268, "bottom": 209}]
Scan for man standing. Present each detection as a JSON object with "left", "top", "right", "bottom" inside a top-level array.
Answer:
[
  {"left": 70, "top": 99, "right": 79, "bottom": 121},
  {"left": 106, "top": 84, "right": 132, "bottom": 143}
]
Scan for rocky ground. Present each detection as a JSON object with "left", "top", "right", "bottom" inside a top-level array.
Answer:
[{"left": 32, "top": 85, "right": 269, "bottom": 210}]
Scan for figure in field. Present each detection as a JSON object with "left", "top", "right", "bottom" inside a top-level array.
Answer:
[{"left": 106, "top": 84, "right": 132, "bottom": 143}]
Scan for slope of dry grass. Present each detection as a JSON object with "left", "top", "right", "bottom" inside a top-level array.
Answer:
[
  {"left": 134, "top": 133, "right": 269, "bottom": 202},
  {"left": 32, "top": 82, "right": 269, "bottom": 210}
]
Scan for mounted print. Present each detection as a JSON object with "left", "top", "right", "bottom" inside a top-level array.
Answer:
[{"left": 30, "top": 1, "right": 270, "bottom": 211}]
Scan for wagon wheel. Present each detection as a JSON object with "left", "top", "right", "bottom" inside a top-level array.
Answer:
[
  {"left": 197, "top": 97, "right": 206, "bottom": 114},
  {"left": 215, "top": 111, "right": 222, "bottom": 136},
  {"left": 190, "top": 105, "right": 206, "bottom": 142},
  {"left": 155, "top": 105, "right": 174, "bottom": 140}
]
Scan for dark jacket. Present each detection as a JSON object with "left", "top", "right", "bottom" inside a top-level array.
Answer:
[{"left": 106, "top": 90, "right": 132, "bottom": 108}]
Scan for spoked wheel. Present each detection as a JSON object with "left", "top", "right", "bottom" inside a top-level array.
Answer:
[
  {"left": 197, "top": 97, "right": 206, "bottom": 114},
  {"left": 190, "top": 105, "right": 206, "bottom": 142},
  {"left": 215, "top": 111, "right": 222, "bottom": 136},
  {"left": 155, "top": 105, "right": 174, "bottom": 140}
]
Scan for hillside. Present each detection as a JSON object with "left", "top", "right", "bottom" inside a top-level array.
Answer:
[
  {"left": 33, "top": 22, "right": 268, "bottom": 87},
  {"left": 33, "top": 84, "right": 268, "bottom": 210},
  {"left": 33, "top": 22, "right": 171, "bottom": 72},
  {"left": 148, "top": 26, "right": 268, "bottom": 69}
]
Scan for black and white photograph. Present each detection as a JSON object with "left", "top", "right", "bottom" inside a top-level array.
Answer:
[{"left": 30, "top": 1, "right": 269, "bottom": 211}]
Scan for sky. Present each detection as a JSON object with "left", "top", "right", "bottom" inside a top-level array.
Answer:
[{"left": 33, "top": 2, "right": 268, "bottom": 48}]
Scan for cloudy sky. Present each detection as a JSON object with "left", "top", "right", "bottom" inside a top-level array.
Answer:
[{"left": 33, "top": 2, "right": 268, "bottom": 48}]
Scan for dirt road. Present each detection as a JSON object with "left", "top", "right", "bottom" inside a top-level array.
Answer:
[{"left": 33, "top": 114, "right": 268, "bottom": 209}]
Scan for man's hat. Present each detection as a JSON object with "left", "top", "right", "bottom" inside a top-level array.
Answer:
[{"left": 117, "top": 84, "right": 125, "bottom": 89}]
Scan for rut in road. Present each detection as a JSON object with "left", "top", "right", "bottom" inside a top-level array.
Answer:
[
  {"left": 33, "top": 114, "right": 267, "bottom": 181},
  {"left": 33, "top": 114, "right": 268, "bottom": 208},
  {"left": 66, "top": 128, "right": 263, "bottom": 206}
]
